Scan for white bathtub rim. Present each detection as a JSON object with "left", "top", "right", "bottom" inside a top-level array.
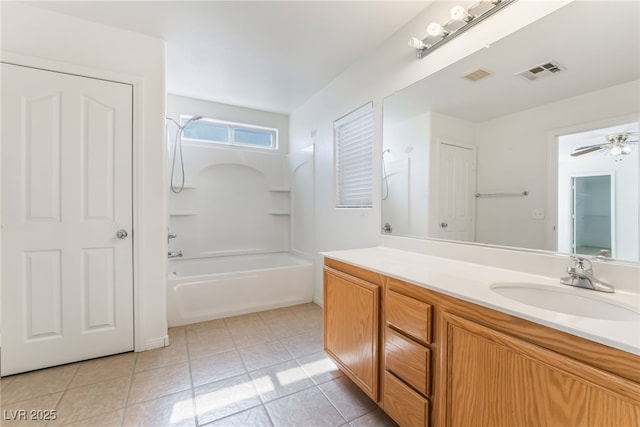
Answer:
[
  {"left": 167, "top": 251, "right": 312, "bottom": 280},
  {"left": 166, "top": 252, "right": 315, "bottom": 327}
]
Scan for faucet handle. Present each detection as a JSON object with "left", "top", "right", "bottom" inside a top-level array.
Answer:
[{"left": 571, "top": 255, "right": 592, "bottom": 271}]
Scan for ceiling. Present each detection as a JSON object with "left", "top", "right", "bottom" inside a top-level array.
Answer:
[
  {"left": 27, "top": 1, "right": 430, "bottom": 114},
  {"left": 385, "top": 0, "right": 640, "bottom": 123}
]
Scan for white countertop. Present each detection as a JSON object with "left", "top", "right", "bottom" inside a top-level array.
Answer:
[{"left": 323, "top": 246, "right": 640, "bottom": 355}]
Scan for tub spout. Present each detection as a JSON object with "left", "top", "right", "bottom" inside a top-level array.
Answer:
[{"left": 168, "top": 250, "right": 183, "bottom": 259}]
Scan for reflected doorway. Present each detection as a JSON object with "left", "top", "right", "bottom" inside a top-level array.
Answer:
[
  {"left": 437, "top": 141, "right": 476, "bottom": 241},
  {"left": 571, "top": 174, "right": 614, "bottom": 257}
]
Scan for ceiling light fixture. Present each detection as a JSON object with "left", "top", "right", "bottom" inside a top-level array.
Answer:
[
  {"left": 408, "top": 37, "right": 429, "bottom": 50},
  {"left": 408, "top": 0, "right": 516, "bottom": 59},
  {"left": 450, "top": 5, "right": 473, "bottom": 22},
  {"left": 426, "top": 22, "right": 449, "bottom": 37}
]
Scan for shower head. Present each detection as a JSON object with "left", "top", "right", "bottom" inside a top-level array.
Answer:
[
  {"left": 166, "top": 115, "right": 203, "bottom": 129},
  {"left": 179, "top": 115, "right": 204, "bottom": 130}
]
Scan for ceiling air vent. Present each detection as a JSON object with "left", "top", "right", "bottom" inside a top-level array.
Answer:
[
  {"left": 517, "top": 60, "right": 565, "bottom": 81},
  {"left": 462, "top": 68, "right": 492, "bottom": 82}
]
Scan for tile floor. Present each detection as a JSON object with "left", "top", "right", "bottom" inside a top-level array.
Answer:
[{"left": 1, "top": 303, "right": 398, "bottom": 427}]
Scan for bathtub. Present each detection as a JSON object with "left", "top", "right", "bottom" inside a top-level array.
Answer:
[{"left": 167, "top": 252, "right": 314, "bottom": 326}]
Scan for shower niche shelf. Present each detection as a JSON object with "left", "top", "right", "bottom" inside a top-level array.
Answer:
[
  {"left": 170, "top": 210, "right": 198, "bottom": 216},
  {"left": 269, "top": 187, "right": 290, "bottom": 192},
  {"left": 170, "top": 182, "right": 198, "bottom": 189},
  {"left": 267, "top": 210, "right": 290, "bottom": 215}
]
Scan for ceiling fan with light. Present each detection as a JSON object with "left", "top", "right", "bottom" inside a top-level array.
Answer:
[{"left": 571, "top": 132, "right": 639, "bottom": 157}]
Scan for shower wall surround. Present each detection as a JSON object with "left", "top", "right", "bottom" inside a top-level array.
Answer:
[{"left": 167, "top": 95, "right": 290, "bottom": 258}]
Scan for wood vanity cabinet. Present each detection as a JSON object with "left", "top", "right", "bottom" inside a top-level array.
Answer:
[
  {"left": 323, "top": 258, "right": 383, "bottom": 401},
  {"left": 383, "top": 289, "right": 433, "bottom": 427},
  {"left": 444, "top": 312, "right": 640, "bottom": 427},
  {"left": 323, "top": 258, "right": 640, "bottom": 427}
]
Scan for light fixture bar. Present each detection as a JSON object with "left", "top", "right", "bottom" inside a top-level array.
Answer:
[{"left": 411, "top": 0, "right": 517, "bottom": 59}]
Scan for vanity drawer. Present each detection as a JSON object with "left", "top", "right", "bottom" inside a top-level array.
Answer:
[
  {"left": 385, "top": 327, "right": 430, "bottom": 396},
  {"left": 386, "top": 289, "right": 432, "bottom": 344},
  {"left": 384, "top": 371, "right": 429, "bottom": 427}
]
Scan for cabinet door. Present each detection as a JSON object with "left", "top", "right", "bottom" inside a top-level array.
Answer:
[
  {"left": 323, "top": 267, "right": 380, "bottom": 401},
  {"left": 444, "top": 313, "right": 640, "bottom": 427}
]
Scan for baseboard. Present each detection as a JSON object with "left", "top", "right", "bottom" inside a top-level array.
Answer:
[
  {"left": 313, "top": 295, "right": 323, "bottom": 307},
  {"left": 144, "top": 335, "right": 169, "bottom": 351}
]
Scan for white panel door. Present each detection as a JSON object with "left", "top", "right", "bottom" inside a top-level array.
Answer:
[
  {"left": 1, "top": 63, "right": 134, "bottom": 376},
  {"left": 437, "top": 142, "right": 476, "bottom": 241}
]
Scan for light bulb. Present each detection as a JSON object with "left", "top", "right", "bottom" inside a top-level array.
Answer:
[
  {"left": 621, "top": 146, "right": 632, "bottom": 155},
  {"left": 451, "top": 5, "right": 471, "bottom": 21},
  {"left": 408, "top": 37, "right": 427, "bottom": 49},
  {"left": 427, "top": 22, "right": 447, "bottom": 37},
  {"left": 610, "top": 146, "right": 622, "bottom": 156}
]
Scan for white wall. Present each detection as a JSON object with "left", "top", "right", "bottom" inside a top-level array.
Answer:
[
  {"left": 166, "top": 95, "right": 290, "bottom": 258},
  {"left": 1, "top": 3, "right": 167, "bottom": 350},
  {"left": 382, "top": 112, "right": 431, "bottom": 237},
  {"left": 289, "top": 145, "right": 315, "bottom": 258},
  {"left": 475, "top": 81, "right": 639, "bottom": 251},
  {"left": 381, "top": 111, "right": 476, "bottom": 239},
  {"left": 289, "top": 0, "right": 573, "bottom": 304}
]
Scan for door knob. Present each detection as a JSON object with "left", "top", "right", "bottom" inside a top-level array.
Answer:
[
  {"left": 116, "top": 229, "right": 128, "bottom": 239},
  {"left": 440, "top": 222, "right": 448, "bottom": 228}
]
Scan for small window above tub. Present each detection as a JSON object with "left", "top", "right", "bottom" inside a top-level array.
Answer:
[{"left": 181, "top": 116, "right": 278, "bottom": 150}]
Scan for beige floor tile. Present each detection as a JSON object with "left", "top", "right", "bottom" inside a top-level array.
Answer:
[
  {"left": 238, "top": 341, "right": 292, "bottom": 372},
  {"left": 265, "top": 387, "right": 345, "bottom": 427},
  {"left": 191, "top": 350, "right": 247, "bottom": 387},
  {"left": 187, "top": 330, "right": 236, "bottom": 360},
  {"left": 185, "top": 318, "right": 228, "bottom": 335},
  {"left": 280, "top": 329, "right": 323, "bottom": 359},
  {"left": 170, "top": 326, "right": 187, "bottom": 338},
  {"left": 69, "top": 352, "right": 136, "bottom": 389},
  {"left": 1, "top": 364, "right": 79, "bottom": 404},
  {"left": 61, "top": 409, "right": 124, "bottom": 427},
  {"left": 318, "top": 377, "right": 378, "bottom": 422},
  {"left": 249, "top": 360, "right": 315, "bottom": 403},
  {"left": 229, "top": 323, "right": 277, "bottom": 348},
  {"left": 207, "top": 405, "right": 273, "bottom": 427},
  {"left": 349, "top": 408, "right": 399, "bottom": 427},
  {"left": 127, "top": 362, "right": 191, "bottom": 405},
  {"left": 257, "top": 306, "right": 295, "bottom": 323},
  {"left": 122, "top": 389, "right": 195, "bottom": 427},
  {"left": 300, "top": 315, "right": 323, "bottom": 331},
  {"left": 1, "top": 376, "right": 15, "bottom": 391},
  {"left": 296, "top": 352, "right": 344, "bottom": 385},
  {"left": 0, "top": 392, "right": 62, "bottom": 427},
  {"left": 290, "top": 302, "right": 322, "bottom": 316},
  {"left": 263, "top": 314, "right": 312, "bottom": 338},
  {"left": 135, "top": 328, "right": 188, "bottom": 372},
  {"left": 54, "top": 376, "right": 130, "bottom": 425},
  {"left": 194, "top": 374, "right": 262, "bottom": 425},
  {"left": 289, "top": 304, "right": 322, "bottom": 328},
  {"left": 224, "top": 313, "right": 263, "bottom": 329},
  {"left": 0, "top": 303, "right": 338, "bottom": 427}
]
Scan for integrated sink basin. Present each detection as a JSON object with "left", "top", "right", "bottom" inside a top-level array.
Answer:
[{"left": 490, "top": 283, "right": 640, "bottom": 322}]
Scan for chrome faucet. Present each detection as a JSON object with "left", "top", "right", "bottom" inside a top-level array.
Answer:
[
  {"left": 168, "top": 250, "right": 183, "bottom": 259},
  {"left": 560, "top": 256, "right": 614, "bottom": 293}
]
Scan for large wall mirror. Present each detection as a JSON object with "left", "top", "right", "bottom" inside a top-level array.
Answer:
[{"left": 382, "top": 1, "right": 639, "bottom": 262}]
